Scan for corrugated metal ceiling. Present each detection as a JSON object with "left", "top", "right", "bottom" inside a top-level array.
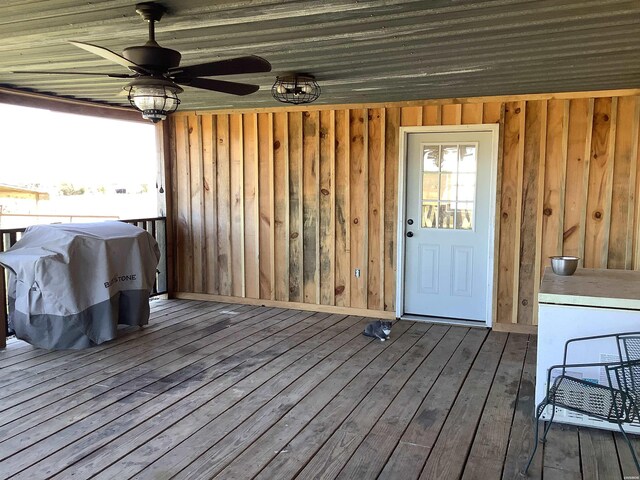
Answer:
[{"left": 0, "top": 0, "right": 639, "bottom": 112}]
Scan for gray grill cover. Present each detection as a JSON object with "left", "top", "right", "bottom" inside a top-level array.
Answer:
[{"left": 0, "top": 222, "right": 160, "bottom": 349}]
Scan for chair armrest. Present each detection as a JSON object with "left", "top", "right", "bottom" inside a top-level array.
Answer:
[
  {"left": 546, "top": 361, "right": 623, "bottom": 392},
  {"left": 561, "top": 333, "right": 640, "bottom": 364}
]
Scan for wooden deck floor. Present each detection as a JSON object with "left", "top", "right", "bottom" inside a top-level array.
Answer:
[{"left": 0, "top": 299, "right": 637, "bottom": 479}]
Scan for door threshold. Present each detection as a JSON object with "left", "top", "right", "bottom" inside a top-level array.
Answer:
[{"left": 401, "top": 314, "right": 488, "bottom": 329}]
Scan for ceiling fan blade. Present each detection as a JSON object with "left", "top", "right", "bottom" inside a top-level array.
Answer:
[
  {"left": 170, "top": 55, "right": 271, "bottom": 78},
  {"left": 175, "top": 77, "right": 260, "bottom": 96},
  {"left": 11, "top": 70, "right": 134, "bottom": 79},
  {"left": 69, "top": 41, "right": 149, "bottom": 73}
]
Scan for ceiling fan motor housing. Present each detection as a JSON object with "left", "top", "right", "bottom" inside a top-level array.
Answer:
[{"left": 122, "top": 45, "right": 181, "bottom": 72}]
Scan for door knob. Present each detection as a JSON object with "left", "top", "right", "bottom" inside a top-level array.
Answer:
[{"left": 406, "top": 231, "right": 414, "bottom": 237}]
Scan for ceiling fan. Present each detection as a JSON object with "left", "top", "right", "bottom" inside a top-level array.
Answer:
[{"left": 12, "top": 2, "right": 272, "bottom": 122}]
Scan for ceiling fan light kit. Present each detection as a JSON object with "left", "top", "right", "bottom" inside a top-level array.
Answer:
[
  {"left": 271, "top": 75, "right": 320, "bottom": 105},
  {"left": 124, "top": 76, "right": 182, "bottom": 123},
  {"left": 11, "top": 1, "right": 271, "bottom": 122}
]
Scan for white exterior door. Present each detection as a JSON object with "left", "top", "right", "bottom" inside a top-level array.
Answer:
[{"left": 402, "top": 129, "right": 496, "bottom": 323}]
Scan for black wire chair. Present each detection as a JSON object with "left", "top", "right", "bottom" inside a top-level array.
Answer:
[{"left": 523, "top": 332, "right": 640, "bottom": 476}]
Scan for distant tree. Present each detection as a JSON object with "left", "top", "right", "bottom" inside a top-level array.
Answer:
[{"left": 59, "top": 183, "right": 85, "bottom": 196}]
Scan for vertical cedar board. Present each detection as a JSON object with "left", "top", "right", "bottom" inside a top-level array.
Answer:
[
  {"left": 335, "top": 109, "right": 351, "bottom": 307},
  {"left": 216, "top": 114, "right": 233, "bottom": 296},
  {"left": 288, "top": 111, "right": 304, "bottom": 303},
  {"left": 482, "top": 102, "right": 502, "bottom": 124},
  {"left": 243, "top": 113, "right": 260, "bottom": 299},
  {"left": 423, "top": 105, "right": 442, "bottom": 126},
  {"left": 562, "top": 98, "right": 591, "bottom": 258},
  {"left": 608, "top": 97, "right": 635, "bottom": 268},
  {"left": 631, "top": 99, "right": 640, "bottom": 269},
  {"left": 442, "top": 104, "right": 462, "bottom": 125},
  {"left": 187, "top": 113, "right": 205, "bottom": 293},
  {"left": 201, "top": 114, "right": 219, "bottom": 294},
  {"left": 349, "top": 109, "right": 369, "bottom": 309},
  {"left": 518, "top": 101, "right": 543, "bottom": 326},
  {"left": 496, "top": 102, "right": 523, "bottom": 325},
  {"left": 401, "top": 106, "right": 422, "bottom": 127},
  {"left": 319, "top": 110, "right": 335, "bottom": 305},
  {"left": 174, "top": 115, "right": 193, "bottom": 292},
  {"left": 230, "top": 113, "right": 245, "bottom": 297},
  {"left": 584, "top": 97, "right": 614, "bottom": 268},
  {"left": 384, "top": 108, "right": 400, "bottom": 312},
  {"left": 367, "top": 108, "right": 384, "bottom": 310},
  {"left": 541, "top": 100, "right": 568, "bottom": 278},
  {"left": 258, "top": 113, "right": 274, "bottom": 300},
  {"left": 462, "top": 103, "right": 483, "bottom": 124},
  {"left": 302, "top": 111, "right": 320, "bottom": 304},
  {"left": 165, "top": 117, "right": 178, "bottom": 293},
  {"left": 273, "top": 112, "right": 290, "bottom": 301}
]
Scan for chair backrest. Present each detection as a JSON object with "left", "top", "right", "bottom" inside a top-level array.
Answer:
[
  {"left": 618, "top": 335, "right": 640, "bottom": 362},
  {"left": 607, "top": 359, "right": 640, "bottom": 422}
]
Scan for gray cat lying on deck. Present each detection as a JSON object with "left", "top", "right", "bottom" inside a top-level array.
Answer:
[{"left": 363, "top": 320, "right": 392, "bottom": 341}]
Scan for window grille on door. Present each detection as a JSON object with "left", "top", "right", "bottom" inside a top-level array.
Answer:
[{"left": 421, "top": 143, "right": 477, "bottom": 230}]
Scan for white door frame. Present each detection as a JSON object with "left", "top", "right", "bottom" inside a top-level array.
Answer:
[{"left": 395, "top": 124, "right": 500, "bottom": 327}]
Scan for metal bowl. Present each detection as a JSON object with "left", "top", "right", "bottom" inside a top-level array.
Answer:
[{"left": 550, "top": 256, "right": 580, "bottom": 276}]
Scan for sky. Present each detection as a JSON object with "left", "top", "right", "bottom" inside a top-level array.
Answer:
[{"left": 0, "top": 103, "right": 157, "bottom": 188}]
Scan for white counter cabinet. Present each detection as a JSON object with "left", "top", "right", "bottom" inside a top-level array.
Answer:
[{"left": 536, "top": 267, "right": 640, "bottom": 433}]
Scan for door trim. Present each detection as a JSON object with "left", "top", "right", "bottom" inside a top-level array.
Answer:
[{"left": 395, "top": 124, "right": 500, "bottom": 327}]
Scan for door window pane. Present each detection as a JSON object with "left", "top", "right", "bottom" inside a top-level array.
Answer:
[
  {"left": 459, "top": 145, "right": 477, "bottom": 173},
  {"left": 457, "top": 173, "right": 476, "bottom": 202},
  {"left": 422, "top": 173, "right": 439, "bottom": 201},
  {"left": 441, "top": 146, "right": 458, "bottom": 172},
  {"left": 456, "top": 202, "right": 474, "bottom": 230},
  {"left": 423, "top": 146, "right": 440, "bottom": 172},
  {"left": 422, "top": 202, "right": 438, "bottom": 228},
  {"left": 438, "top": 203, "right": 455, "bottom": 229},
  {"left": 439, "top": 173, "right": 457, "bottom": 201},
  {"left": 420, "top": 143, "right": 478, "bottom": 230}
]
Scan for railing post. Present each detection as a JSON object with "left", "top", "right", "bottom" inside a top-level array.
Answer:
[
  {"left": 156, "top": 218, "right": 167, "bottom": 294},
  {"left": 0, "top": 234, "right": 6, "bottom": 348}
]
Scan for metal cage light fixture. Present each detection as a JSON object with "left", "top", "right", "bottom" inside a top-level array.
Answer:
[
  {"left": 271, "top": 74, "right": 320, "bottom": 105},
  {"left": 124, "top": 76, "right": 183, "bottom": 123}
]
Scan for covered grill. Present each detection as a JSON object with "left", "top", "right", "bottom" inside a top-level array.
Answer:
[{"left": 0, "top": 221, "right": 160, "bottom": 349}]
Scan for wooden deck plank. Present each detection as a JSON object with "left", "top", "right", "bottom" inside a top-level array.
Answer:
[
  {"left": 0, "top": 300, "right": 635, "bottom": 480},
  {"left": 378, "top": 328, "right": 489, "bottom": 480},
  {"left": 461, "top": 333, "right": 529, "bottom": 480},
  {"left": 0, "top": 306, "right": 294, "bottom": 447},
  {"left": 83, "top": 314, "right": 362, "bottom": 480},
  {"left": 580, "top": 429, "right": 622, "bottom": 480},
  {"left": 293, "top": 323, "right": 448, "bottom": 480},
  {"left": 543, "top": 423, "right": 582, "bottom": 480},
  {"left": 418, "top": 331, "right": 508, "bottom": 480},
  {"left": 0, "top": 302, "right": 253, "bottom": 407},
  {"left": 333, "top": 326, "right": 468, "bottom": 480},
  {"left": 0, "top": 300, "right": 216, "bottom": 382},
  {"left": 501, "top": 335, "right": 540, "bottom": 480},
  {"left": 253, "top": 321, "right": 424, "bottom": 480},
  {"left": 165, "top": 320, "right": 379, "bottom": 479},
  {"left": 213, "top": 320, "right": 416, "bottom": 480},
  {"left": 0, "top": 299, "right": 202, "bottom": 366},
  {"left": 614, "top": 433, "right": 640, "bottom": 479},
  {"left": 7, "top": 309, "right": 338, "bottom": 479}
]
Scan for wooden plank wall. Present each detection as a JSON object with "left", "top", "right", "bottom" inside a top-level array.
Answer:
[{"left": 165, "top": 93, "right": 640, "bottom": 331}]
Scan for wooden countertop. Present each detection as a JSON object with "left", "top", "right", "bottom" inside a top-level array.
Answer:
[{"left": 538, "top": 267, "right": 640, "bottom": 310}]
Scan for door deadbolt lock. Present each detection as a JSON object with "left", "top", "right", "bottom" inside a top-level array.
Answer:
[
  {"left": 407, "top": 218, "right": 414, "bottom": 225},
  {"left": 406, "top": 231, "right": 414, "bottom": 237}
]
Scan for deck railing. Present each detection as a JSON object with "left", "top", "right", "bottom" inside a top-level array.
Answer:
[{"left": 0, "top": 216, "right": 168, "bottom": 348}]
